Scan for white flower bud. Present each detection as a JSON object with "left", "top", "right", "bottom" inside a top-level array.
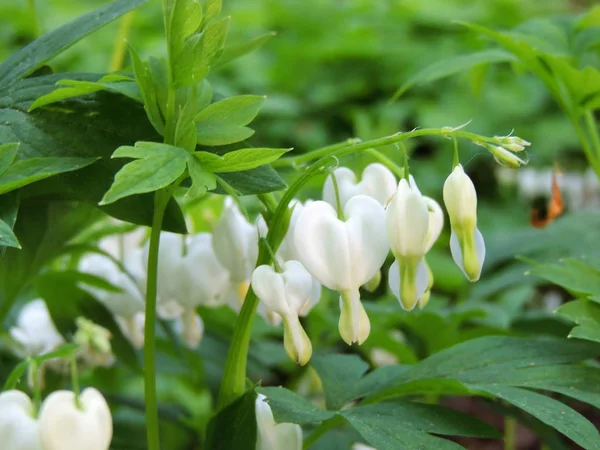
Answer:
[
  {"left": 294, "top": 196, "right": 389, "bottom": 344},
  {"left": 39, "top": 388, "right": 112, "bottom": 450},
  {"left": 0, "top": 390, "right": 43, "bottom": 450},
  {"left": 323, "top": 163, "right": 397, "bottom": 208},
  {"left": 443, "top": 165, "right": 485, "bottom": 282},
  {"left": 255, "top": 394, "right": 302, "bottom": 450}
]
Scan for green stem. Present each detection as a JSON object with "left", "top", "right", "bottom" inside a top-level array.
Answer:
[
  {"left": 70, "top": 356, "right": 82, "bottom": 410},
  {"left": 27, "top": 0, "right": 41, "bottom": 38},
  {"left": 303, "top": 416, "right": 344, "bottom": 449},
  {"left": 365, "top": 148, "right": 404, "bottom": 178},
  {"left": 571, "top": 116, "right": 600, "bottom": 178},
  {"left": 504, "top": 416, "right": 517, "bottom": 450},
  {"left": 329, "top": 167, "right": 345, "bottom": 219},
  {"left": 260, "top": 237, "right": 283, "bottom": 272},
  {"left": 29, "top": 359, "right": 41, "bottom": 415},
  {"left": 270, "top": 138, "right": 362, "bottom": 168},
  {"left": 452, "top": 136, "right": 460, "bottom": 168},
  {"left": 109, "top": 11, "right": 135, "bottom": 72},
  {"left": 144, "top": 189, "right": 171, "bottom": 450}
]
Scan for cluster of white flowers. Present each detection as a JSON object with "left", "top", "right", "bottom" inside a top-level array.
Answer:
[{"left": 0, "top": 387, "right": 112, "bottom": 450}]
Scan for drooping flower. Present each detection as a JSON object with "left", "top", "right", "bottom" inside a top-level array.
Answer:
[
  {"left": 39, "top": 388, "right": 112, "bottom": 450},
  {"left": 386, "top": 178, "right": 430, "bottom": 311},
  {"left": 255, "top": 394, "right": 302, "bottom": 450},
  {"left": 10, "top": 300, "right": 64, "bottom": 358},
  {"left": 0, "top": 390, "right": 43, "bottom": 450},
  {"left": 173, "top": 309, "right": 204, "bottom": 349},
  {"left": 323, "top": 163, "right": 397, "bottom": 208},
  {"left": 443, "top": 164, "right": 485, "bottom": 282},
  {"left": 252, "top": 261, "right": 314, "bottom": 365},
  {"left": 294, "top": 196, "right": 389, "bottom": 345},
  {"left": 212, "top": 197, "right": 259, "bottom": 309}
]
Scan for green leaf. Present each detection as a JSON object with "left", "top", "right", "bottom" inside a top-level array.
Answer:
[
  {"left": 35, "top": 271, "right": 139, "bottom": 371},
  {"left": 187, "top": 155, "right": 217, "bottom": 196},
  {"left": 0, "top": 143, "right": 19, "bottom": 175},
  {"left": 205, "top": 0, "right": 222, "bottom": 23},
  {"left": 205, "top": 390, "right": 256, "bottom": 450},
  {"left": 217, "top": 32, "right": 277, "bottom": 67},
  {"left": 392, "top": 49, "right": 516, "bottom": 100},
  {"left": 0, "top": 191, "right": 19, "bottom": 257},
  {"left": 201, "top": 16, "right": 230, "bottom": 65},
  {"left": 111, "top": 141, "right": 185, "bottom": 159},
  {"left": 0, "top": 157, "right": 97, "bottom": 195},
  {"left": 311, "top": 353, "right": 369, "bottom": 410},
  {"left": 555, "top": 300, "right": 600, "bottom": 343},
  {"left": 33, "top": 343, "right": 80, "bottom": 364},
  {"left": 174, "top": 91, "right": 200, "bottom": 152},
  {"left": 195, "top": 95, "right": 265, "bottom": 146},
  {"left": 471, "top": 385, "right": 600, "bottom": 450},
  {"left": 529, "top": 258, "right": 600, "bottom": 297},
  {"left": 3, "top": 360, "right": 28, "bottom": 390},
  {"left": 167, "top": 0, "right": 203, "bottom": 61},
  {"left": 257, "top": 387, "right": 335, "bottom": 425},
  {"left": 215, "top": 165, "right": 286, "bottom": 195},
  {"left": 100, "top": 146, "right": 188, "bottom": 204},
  {"left": 0, "top": 73, "right": 186, "bottom": 232},
  {"left": 0, "top": 218, "right": 20, "bottom": 248},
  {"left": 29, "top": 78, "right": 141, "bottom": 111},
  {"left": 0, "top": 0, "right": 147, "bottom": 86},
  {"left": 194, "top": 147, "right": 290, "bottom": 172},
  {"left": 129, "top": 46, "right": 165, "bottom": 134}
]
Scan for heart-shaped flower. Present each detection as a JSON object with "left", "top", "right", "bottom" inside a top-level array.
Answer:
[
  {"left": 294, "top": 195, "right": 389, "bottom": 344},
  {"left": 38, "top": 388, "right": 112, "bottom": 450},
  {"left": 255, "top": 394, "right": 302, "bottom": 450},
  {"left": 323, "top": 163, "right": 397, "bottom": 208},
  {"left": 0, "top": 390, "right": 43, "bottom": 450}
]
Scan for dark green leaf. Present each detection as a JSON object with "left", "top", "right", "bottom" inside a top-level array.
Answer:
[
  {"left": 0, "top": 191, "right": 20, "bottom": 257},
  {"left": 257, "top": 387, "right": 336, "bottom": 425},
  {"left": 100, "top": 145, "right": 188, "bottom": 204},
  {"left": 0, "top": 0, "right": 147, "bottom": 86},
  {"left": 216, "top": 165, "right": 286, "bottom": 195},
  {"left": 0, "top": 143, "right": 19, "bottom": 175},
  {"left": 0, "top": 218, "right": 20, "bottom": 248},
  {"left": 205, "top": 390, "right": 257, "bottom": 450},
  {"left": 311, "top": 353, "right": 369, "bottom": 410},
  {"left": 528, "top": 259, "right": 600, "bottom": 297},
  {"left": 471, "top": 385, "right": 600, "bottom": 450},
  {"left": 194, "top": 148, "right": 290, "bottom": 172}
]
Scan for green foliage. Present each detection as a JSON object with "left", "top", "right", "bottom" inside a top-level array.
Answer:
[
  {"left": 194, "top": 147, "right": 291, "bottom": 172},
  {"left": 205, "top": 390, "right": 257, "bottom": 450}
]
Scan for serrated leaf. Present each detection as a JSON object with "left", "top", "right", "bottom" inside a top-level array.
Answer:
[
  {"left": 112, "top": 141, "right": 185, "bottom": 159},
  {"left": 392, "top": 49, "right": 516, "bottom": 100},
  {"left": 0, "top": 73, "right": 186, "bottom": 232},
  {"left": 257, "top": 387, "right": 336, "bottom": 425},
  {"left": 100, "top": 147, "right": 188, "bottom": 204},
  {"left": 471, "top": 385, "right": 600, "bottom": 450},
  {"left": 0, "top": 0, "right": 146, "bottom": 86},
  {"left": 194, "top": 147, "right": 290, "bottom": 172},
  {"left": 217, "top": 32, "right": 276, "bottom": 67},
  {"left": 0, "top": 143, "right": 20, "bottom": 175}
]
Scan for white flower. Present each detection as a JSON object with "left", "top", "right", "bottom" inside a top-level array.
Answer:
[
  {"left": 294, "top": 196, "right": 389, "bottom": 345},
  {"left": 10, "top": 300, "right": 64, "bottom": 358},
  {"left": 79, "top": 254, "right": 145, "bottom": 320},
  {"left": 174, "top": 309, "right": 204, "bottom": 349},
  {"left": 0, "top": 390, "right": 43, "bottom": 450},
  {"left": 252, "top": 261, "right": 313, "bottom": 365},
  {"left": 213, "top": 197, "right": 259, "bottom": 283},
  {"left": 385, "top": 178, "right": 430, "bottom": 311},
  {"left": 443, "top": 164, "right": 485, "bottom": 282},
  {"left": 323, "top": 163, "right": 396, "bottom": 208},
  {"left": 352, "top": 444, "right": 377, "bottom": 450},
  {"left": 424, "top": 197, "right": 444, "bottom": 252},
  {"left": 114, "top": 312, "right": 145, "bottom": 348},
  {"left": 39, "top": 388, "right": 112, "bottom": 450},
  {"left": 255, "top": 394, "right": 302, "bottom": 450}
]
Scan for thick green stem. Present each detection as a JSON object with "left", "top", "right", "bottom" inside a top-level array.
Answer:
[
  {"left": 144, "top": 189, "right": 171, "bottom": 450},
  {"left": 504, "top": 416, "right": 517, "bottom": 450},
  {"left": 364, "top": 148, "right": 404, "bottom": 178}
]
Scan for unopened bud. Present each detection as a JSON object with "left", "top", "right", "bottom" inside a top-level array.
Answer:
[{"left": 489, "top": 145, "right": 527, "bottom": 169}]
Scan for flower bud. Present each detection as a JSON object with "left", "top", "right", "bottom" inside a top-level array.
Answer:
[
  {"left": 0, "top": 390, "right": 43, "bottom": 450},
  {"left": 74, "top": 317, "right": 114, "bottom": 368},
  {"left": 39, "top": 388, "right": 112, "bottom": 450},
  {"left": 255, "top": 394, "right": 302, "bottom": 450},
  {"left": 489, "top": 145, "right": 527, "bottom": 168},
  {"left": 443, "top": 165, "right": 485, "bottom": 281}
]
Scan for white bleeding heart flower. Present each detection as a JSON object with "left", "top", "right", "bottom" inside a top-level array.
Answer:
[
  {"left": 323, "top": 163, "right": 396, "bottom": 208},
  {"left": 0, "top": 390, "right": 43, "bottom": 450},
  {"left": 39, "top": 388, "right": 112, "bottom": 450},
  {"left": 424, "top": 197, "right": 444, "bottom": 252},
  {"left": 294, "top": 196, "right": 389, "bottom": 345},
  {"left": 386, "top": 178, "right": 430, "bottom": 311},
  {"left": 79, "top": 253, "right": 145, "bottom": 320},
  {"left": 443, "top": 164, "right": 485, "bottom": 282},
  {"left": 174, "top": 309, "right": 204, "bottom": 349},
  {"left": 252, "top": 261, "right": 314, "bottom": 365},
  {"left": 114, "top": 312, "right": 145, "bottom": 348},
  {"left": 10, "top": 300, "right": 64, "bottom": 358},
  {"left": 255, "top": 394, "right": 302, "bottom": 450}
]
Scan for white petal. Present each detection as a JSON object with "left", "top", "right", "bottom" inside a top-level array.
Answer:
[
  {"left": 282, "top": 314, "right": 312, "bottom": 365},
  {"left": 281, "top": 260, "right": 314, "bottom": 313},
  {"left": 449, "top": 228, "right": 485, "bottom": 282},
  {"left": 39, "top": 388, "right": 112, "bottom": 450},
  {"left": 10, "top": 300, "right": 64, "bottom": 357},
  {"left": 294, "top": 201, "right": 352, "bottom": 290},
  {"left": 0, "top": 390, "right": 43, "bottom": 450},
  {"left": 424, "top": 197, "right": 444, "bottom": 252},
  {"left": 388, "top": 259, "right": 429, "bottom": 311},
  {"left": 252, "top": 265, "right": 290, "bottom": 316},
  {"left": 174, "top": 309, "right": 204, "bottom": 348},
  {"left": 344, "top": 196, "right": 389, "bottom": 285},
  {"left": 322, "top": 167, "right": 358, "bottom": 208},
  {"left": 360, "top": 163, "right": 397, "bottom": 205},
  {"left": 443, "top": 164, "right": 477, "bottom": 228}
]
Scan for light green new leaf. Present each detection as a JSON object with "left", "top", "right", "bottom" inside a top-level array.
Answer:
[
  {"left": 168, "top": 0, "right": 203, "bottom": 59},
  {"left": 0, "top": 143, "right": 19, "bottom": 175},
  {"left": 129, "top": 45, "right": 164, "bottom": 134},
  {"left": 205, "top": 0, "right": 222, "bottom": 23},
  {"left": 0, "top": 157, "right": 97, "bottom": 195},
  {"left": 195, "top": 95, "right": 265, "bottom": 145},
  {"left": 100, "top": 148, "right": 188, "bottom": 204},
  {"left": 471, "top": 385, "right": 600, "bottom": 450},
  {"left": 0, "top": 0, "right": 146, "bottom": 86},
  {"left": 174, "top": 93, "right": 200, "bottom": 152},
  {"left": 217, "top": 32, "right": 276, "bottom": 67},
  {"left": 200, "top": 15, "right": 231, "bottom": 66},
  {"left": 111, "top": 141, "right": 186, "bottom": 159},
  {"left": 187, "top": 155, "right": 217, "bottom": 197},
  {"left": 194, "top": 148, "right": 290, "bottom": 173},
  {"left": 0, "top": 218, "right": 20, "bottom": 248},
  {"left": 392, "top": 49, "right": 516, "bottom": 100}
]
